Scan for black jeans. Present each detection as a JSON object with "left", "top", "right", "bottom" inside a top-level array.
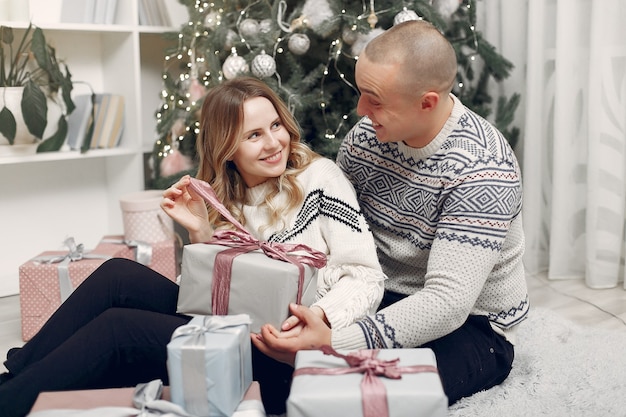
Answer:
[
  {"left": 0, "top": 258, "right": 290, "bottom": 417},
  {"left": 379, "top": 290, "right": 515, "bottom": 405}
]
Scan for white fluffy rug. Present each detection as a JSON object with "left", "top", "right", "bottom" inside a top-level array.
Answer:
[{"left": 448, "top": 308, "right": 626, "bottom": 417}]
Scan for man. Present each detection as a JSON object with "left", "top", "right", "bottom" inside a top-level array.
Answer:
[{"left": 252, "top": 19, "right": 529, "bottom": 405}]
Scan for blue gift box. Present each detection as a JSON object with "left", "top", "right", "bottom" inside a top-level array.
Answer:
[{"left": 167, "top": 314, "right": 253, "bottom": 417}]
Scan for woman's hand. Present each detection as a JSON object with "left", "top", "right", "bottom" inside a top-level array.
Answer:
[
  {"left": 278, "top": 305, "right": 328, "bottom": 338},
  {"left": 251, "top": 303, "right": 332, "bottom": 366},
  {"left": 160, "top": 175, "right": 213, "bottom": 242}
]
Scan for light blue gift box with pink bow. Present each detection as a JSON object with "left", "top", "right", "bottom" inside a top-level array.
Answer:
[
  {"left": 166, "top": 314, "right": 253, "bottom": 417},
  {"left": 287, "top": 347, "right": 448, "bottom": 417}
]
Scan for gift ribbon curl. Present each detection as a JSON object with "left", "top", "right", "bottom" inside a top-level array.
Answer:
[
  {"left": 293, "top": 345, "right": 439, "bottom": 417},
  {"left": 188, "top": 178, "right": 327, "bottom": 315}
]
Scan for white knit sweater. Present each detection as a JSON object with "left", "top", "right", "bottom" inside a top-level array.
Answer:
[
  {"left": 240, "top": 157, "right": 385, "bottom": 330},
  {"left": 332, "top": 95, "right": 529, "bottom": 350}
]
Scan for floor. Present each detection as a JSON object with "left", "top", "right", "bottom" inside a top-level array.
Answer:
[{"left": 0, "top": 271, "right": 625, "bottom": 373}]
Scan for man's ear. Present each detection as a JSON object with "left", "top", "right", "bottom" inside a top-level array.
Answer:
[{"left": 421, "top": 91, "right": 440, "bottom": 111}]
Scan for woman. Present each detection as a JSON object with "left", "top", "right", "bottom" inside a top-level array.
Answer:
[{"left": 0, "top": 77, "right": 385, "bottom": 417}]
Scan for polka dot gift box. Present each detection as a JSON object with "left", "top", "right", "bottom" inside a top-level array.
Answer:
[
  {"left": 98, "top": 235, "right": 178, "bottom": 282},
  {"left": 18, "top": 238, "right": 132, "bottom": 342},
  {"left": 119, "top": 190, "right": 174, "bottom": 244}
]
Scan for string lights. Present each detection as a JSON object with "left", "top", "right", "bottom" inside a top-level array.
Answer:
[{"left": 152, "top": 0, "right": 488, "bottom": 185}]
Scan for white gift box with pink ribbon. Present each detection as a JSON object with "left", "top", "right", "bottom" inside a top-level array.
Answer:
[
  {"left": 176, "top": 178, "right": 327, "bottom": 334},
  {"left": 287, "top": 347, "right": 448, "bottom": 417},
  {"left": 177, "top": 242, "right": 319, "bottom": 334}
]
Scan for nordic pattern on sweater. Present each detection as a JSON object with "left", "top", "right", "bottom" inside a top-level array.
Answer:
[
  {"left": 334, "top": 95, "right": 529, "bottom": 349},
  {"left": 269, "top": 189, "right": 364, "bottom": 242},
  {"left": 241, "top": 157, "right": 386, "bottom": 330}
]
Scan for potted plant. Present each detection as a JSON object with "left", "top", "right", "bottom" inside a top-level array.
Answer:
[{"left": 0, "top": 23, "right": 75, "bottom": 153}]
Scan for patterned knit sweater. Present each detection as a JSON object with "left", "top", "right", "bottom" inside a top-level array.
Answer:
[
  {"left": 332, "top": 95, "right": 529, "bottom": 350},
  {"left": 240, "top": 157, "right": 385, "bottom": 330}
]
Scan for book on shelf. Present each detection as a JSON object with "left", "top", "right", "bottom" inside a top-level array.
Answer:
[
  {"left": 89, "top": 94, "right": 125, "bottom": 150},
  {"left": 139, "top": 0, "right": 171, "bottom": 26},
  {"left": 66, "top": 94, "right": 95, "bottom": 151},
  {"left": 89, "top": 94, "right": 110, "bottom": 149},
  {"left": 97, "top": 95, "right": 125, "bottom": 149},
  {"left": 61, "top": 0, "right": 117, "bottom": 24}
]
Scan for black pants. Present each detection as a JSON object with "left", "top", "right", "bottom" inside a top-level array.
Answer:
[
  {"left": 379, "top": 290, "right": 515, "bottom": 405},
  {"left": 0, "top": 258, "right": 291, "bottom": 417}
]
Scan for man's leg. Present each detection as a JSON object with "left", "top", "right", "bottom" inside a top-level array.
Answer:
[{"left": 422, "top": 315, "right": 514, "bottom": 405}]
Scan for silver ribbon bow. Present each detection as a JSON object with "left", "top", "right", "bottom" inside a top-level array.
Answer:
[
  {"left": 100, "top": 238, "right": 153, "bottom": 266},
  {"left": 33, "top": 237, "right": 111, "bottom": 302}
]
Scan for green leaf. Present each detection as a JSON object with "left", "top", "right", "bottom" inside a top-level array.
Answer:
[
  {"left": 36, "top": 115, "right": 67, "bottom": 152},
  {"left": 60, "top": 64, "right": 75, "bottom": 114},
  {"left": 31, "top": 27, "right": 50, "bottom": 73},
  {"left": 22, "top": 80, "right": 47, "bottom": 138},
  {"left": 0, "top": 106, "right": 17, "bottom": 144}
]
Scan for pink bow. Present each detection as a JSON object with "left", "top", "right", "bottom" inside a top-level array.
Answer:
[
  {"left": 293, "top": 345, "right": 439, "bottom": 417},
  {"left": 187, "top": 178, "right": 327, "bottom": 315}
]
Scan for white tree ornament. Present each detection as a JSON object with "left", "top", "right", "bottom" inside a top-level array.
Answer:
[
  {"left": 222, "top": 49, "right": 249, "bottom": 80},
  {"left": 251, "top": 51, "right": 277, "bottom": 79},
  {"left": 239, "top": 18, "right": 260, "bottom": 38},
  {"left": 288, "top": 33, "right": 311, "bottom": 55},
  {"left": 393, "top": 8, "right": 421, "bottom": 25}
]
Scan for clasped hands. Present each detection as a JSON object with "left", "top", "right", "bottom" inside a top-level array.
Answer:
[{"left": 251, "top": 303, "right": 332, "bottom": 366}]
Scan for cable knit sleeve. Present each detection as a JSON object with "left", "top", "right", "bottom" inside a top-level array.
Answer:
[{"left": 303, "top": 159, "right": 386, "bottom": 329}]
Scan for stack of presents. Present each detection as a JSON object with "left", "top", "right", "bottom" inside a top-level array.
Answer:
[{"left": 18, "top": 186, "right": 449, "bottom": 417}]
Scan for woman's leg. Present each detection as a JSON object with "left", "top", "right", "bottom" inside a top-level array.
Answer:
[
  {"left": 5, "top": 258, "right": 182, "bottom": 374},
  {"left": 422, "top": 315, "right": 515, "bottom": 405},
  {"left": 0, "top": 307, "right": 190, "bottom": 417}
]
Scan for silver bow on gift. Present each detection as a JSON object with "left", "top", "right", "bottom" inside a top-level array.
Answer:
[
  {"left": 33, "top": 237, "right": 112, "bottom": 302},
  {"left": 27, "top": 379, "right": 194, "bottom": 417},
  {"left": 100, "top": 238, "right": 153, "bottom": 266}
]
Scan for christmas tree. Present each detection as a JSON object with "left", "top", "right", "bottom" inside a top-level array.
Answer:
[{"left": 149, "top": 0, "right": 521, "bottom": 189}]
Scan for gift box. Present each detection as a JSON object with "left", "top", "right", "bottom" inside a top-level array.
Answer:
[
  {"left": 119, "top": 190, "right": 175, "bottom": 243},
  {"left": 167, "top": 314, "right": 253, "bottom": 417},
  {"left": 98, "top": 235, "right": 178, "bottom": 281},
  {"left": 177, "top": 243, "right": 319, "bottom": 333},
  {"left": 28, "top": 382, "right": 266, "bottom": 417},
  {"left": 287, "top": 347, "right": 448, "bottom": 417},
  {"left": 19, "top": 238, "right": 130, "bottom": 342}
]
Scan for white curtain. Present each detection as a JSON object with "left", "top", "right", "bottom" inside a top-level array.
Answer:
[{"left": 480, "top": 0, "right": 626, "bottom": 289}]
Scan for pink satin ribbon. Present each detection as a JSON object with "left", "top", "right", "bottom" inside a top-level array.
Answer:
[
  {"left": 293, "top": 345, "right": 439, "bottom": 417},
  {"left": 187, "top": 178, "right": 327, "bottom": 315}
]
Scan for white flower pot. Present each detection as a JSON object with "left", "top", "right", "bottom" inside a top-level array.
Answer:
[{"left": 0, "top": 86, "right": 63, "bottom": 149}]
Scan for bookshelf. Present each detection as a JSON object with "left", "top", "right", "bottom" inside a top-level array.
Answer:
[{"left": 0, "top": 0, "right": 188, "bottom": 296}]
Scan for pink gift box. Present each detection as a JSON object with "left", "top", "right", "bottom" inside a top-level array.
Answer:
[
  {"left": 98, "top": 235, "right": 178, "bottom": 281},
  {"left": 19, "top": 244, "right": 129, "bottom": 342},
  {"left": 28, "top": 382, "right": 265, "bottom": 416}
]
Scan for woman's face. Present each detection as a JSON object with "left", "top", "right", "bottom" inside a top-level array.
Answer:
[{"left": 231, "top": 96, "right": 291, "bottom": 187}]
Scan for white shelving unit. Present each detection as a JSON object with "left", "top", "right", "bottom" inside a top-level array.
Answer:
[{"left": 0, "top": 0, "right": 188, "bottom": 296}]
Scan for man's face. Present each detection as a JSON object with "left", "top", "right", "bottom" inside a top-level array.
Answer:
[{"left": 355, "top": 55, "right": 423, "bottom": 146}]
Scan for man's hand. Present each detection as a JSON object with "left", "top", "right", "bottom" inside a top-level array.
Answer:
[{"left": 251, "top": 303, "right": 332, "bottom": 366}]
